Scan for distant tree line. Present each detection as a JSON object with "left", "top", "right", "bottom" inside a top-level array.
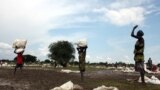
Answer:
[
  {"left": 1, "top": 40, "right": 160, "bottom": 69},
  {"left": 2, "top": 57, "right": 160, "bottom": 68}
]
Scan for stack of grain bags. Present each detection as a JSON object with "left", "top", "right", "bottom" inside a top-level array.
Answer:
[
  {"left": 12, "top": 39, "right": 27, "bottom": 53},
  {"left": 61, "top": 69, "right": 80, "bottom": 73},
  {"left": 144, "top": 64, "right": 160, "bottom": 74},
  {"left": 138, "top": 75, "right": 160, "bottom": 84},
  {"left": 51, "top": 81, "right": 119, "bottom": 90},
  {"left": 93, "top": 85, "right": 119, "bottom": 90},
  {"left": 51, "top": 81, "right": 83, "bottom": 90},
  {"left": 76, "top": 39, "right": 87, "bottom": 48}
]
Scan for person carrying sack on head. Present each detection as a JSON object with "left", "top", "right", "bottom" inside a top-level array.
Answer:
[
  {"left": 131, "top": 25, "right": 145, "bottom": 83},
  {"left": 14, "top": 47, "right": 24, "bottom": 75},
  {"left": 77, "top": 46, "right": 87, "bottom": 72},
  {"left": 12, "top": 39, "right": 27, "bottom": 75},
  {"left": 77, "top": 46, "right": 87, "bottom": 81},
  {"left": 76, "top": 39, "right": 88, "bottom": 81}
]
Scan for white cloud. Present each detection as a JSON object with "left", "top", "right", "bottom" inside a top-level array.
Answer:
[
  {"left": 93, "top": 0, "right": 157, "bottom": 26},
  {"left": 0, "top": 42, "right": 12, "bottom": 49},
  {"left": 27, "top": 32, "right": 89, "bottom": 60},
  {"left": 109, "top": 0, "right": 151, "bottom": 9},
  {"left": 0, "top": 0, "right": 90, "bottom": 41},
  {"left": 0, "top": 42, "right": 14, "bottom": 59},
  {"left": 105, "top": 7, "right": 145, "bottom": 26},
  {"left": 86, "top": 55, "right": 90, "bottom": 59},
  {"left": 0, "top": 0, "right": 92, "bottom": 59}
]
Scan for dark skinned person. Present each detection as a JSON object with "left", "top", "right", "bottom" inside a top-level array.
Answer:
[
  {"left": 77, "top": 46, "right": 87, "bottom": 81},
  {"left": 14, "top": 47, "right": 25, "bottom": 75},
  {"left": 131, "top": 25, "right": 145, "bottom": 83}
]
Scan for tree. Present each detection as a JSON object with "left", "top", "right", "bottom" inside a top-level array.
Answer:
[
  {"left": 48, "top": 41, "right": 75, "bottom": 67},
  {"left": 23, "top": 54, "right": 37, "bottom": 63},
  {"left": 44, "top": 59, "right": 51, "bottom": 63},
  {"left": 157, "top": 63, "right": 160, "bottom": 67}
]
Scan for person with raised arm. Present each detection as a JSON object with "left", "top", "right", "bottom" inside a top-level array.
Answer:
[{"left": 131, "top": 25, "right": 145, "bottom": 83}]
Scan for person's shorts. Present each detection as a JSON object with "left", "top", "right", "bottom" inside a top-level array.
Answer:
[
  {"left": 135, "top": 61, "right": 144, "bottom": 72},
  {"left": 16, "top": 64, "right": 23, "bottom": 68}
]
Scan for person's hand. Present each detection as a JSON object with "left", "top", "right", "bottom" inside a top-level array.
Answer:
[{"left": 133, "top": 25, "right": 138, "bottom": 30}]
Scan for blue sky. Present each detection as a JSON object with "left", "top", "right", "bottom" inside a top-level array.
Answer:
[{"left": 0, "top": 0, "right": 160, "bottom": 64}]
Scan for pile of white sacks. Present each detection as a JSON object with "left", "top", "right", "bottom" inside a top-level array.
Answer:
[
  {"left": 114, "top": 67, "right": 135, "bottom": 73},
  {"left": 51, "top": 81, "right": 83, "bottom": 90},
  {"left": 138, "top": 75, "right": 160, "bottom": 84},
  {"left": 60, "top": 69, "right": 80, "bottom": 73},
  {"left": 51, "top": 81, "right": 119, "bottom": 90},
  {"left": 122, "top": 67, "right": 135, "bottom": 73},
  {"left": 76, "top": 39, "right": 87, "bottom": 47},
  {"left": 12, "top": 39, "right": 27, "bottom": 53},
  {"left": 144, "top": 64, "right": 160, "bottom": 74},
  {"left": 93, "top": 85, "right": 118, "bottom": 90}
]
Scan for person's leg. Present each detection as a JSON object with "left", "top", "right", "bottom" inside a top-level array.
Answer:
[
  {"left": 14, "top": 64, "right": 18, "bottom": 75},
  {"left": 140, "top": 62, "right": 145, "bottom": 83},
  {"left": 140, "top": 69, "right": 145, "bottom": 83},
  {"left": 133, "top": 62, "right": 140, "bottom": 81},
  {"left": 20, "top": 64, "right": 23, "bottom": 72},
  {"left": 80, "top": 71, "right": 84, "bottom": 81},
  {"left": 135, "top": 62, "right": 138, "bottom": 71}
]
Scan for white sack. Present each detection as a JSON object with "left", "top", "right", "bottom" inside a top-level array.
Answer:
[
  {"left": 61, "top": 69, "right": 80, "bottom": 73},
  {"left": 15, "top": 48, "right": 24, "bottom": 53},
  {"left": 51, "top": 81, "right": 74, "bottom": 90},
  {"left": 60, "top": 81, "right": 74, "bottom": 90},
  {"left": 12, "top": 39, "right": 27, "bottom": 48},
  {"left": 138, "top": 75, "right": 160, "bottom": 84},
  {"left": 51, "top": 81, "right": 83, "bottom": 90},
  {"left": 144, "top": 64, "right": 159, "bottom": 74},
  {"left": 149, "top": 76, "right": 160, "bottom": 84},
  {"left": 77, "top": 39, "right": 87, "bottom": 47},
  {"left": 93, "top": 85, "right": 119, "bottom": 90},
  {"left": 52, "top": 87, "right": 63, "bottom": 90},
  {"left": 123, "top": 67, "right": 135, "bottom": 73},
  {"left": 144, "top": 64, "right": 153, "bottom": 73},
  {"left": 138, "top": 76, "right": 150, "bottom": 83}
]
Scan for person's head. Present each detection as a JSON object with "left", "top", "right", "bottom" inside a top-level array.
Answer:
[{"left": 137, "top": 30, "right": 144, "bottom": 37}]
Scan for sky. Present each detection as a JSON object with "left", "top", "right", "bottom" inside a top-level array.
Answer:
[{"left": 0, "top": 0, "right": 160, "bottom": 64}]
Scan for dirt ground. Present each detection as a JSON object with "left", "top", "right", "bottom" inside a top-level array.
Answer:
[{"left": 0, "top": 67, "right": 160, "bottom": 90}]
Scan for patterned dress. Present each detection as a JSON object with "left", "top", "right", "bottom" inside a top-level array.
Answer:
[
  {"left": 134, "top": 38, "right": 144, "bottom": 62},
  {"left": 77, "top": 46, "right": 87, "bottom": 72}
]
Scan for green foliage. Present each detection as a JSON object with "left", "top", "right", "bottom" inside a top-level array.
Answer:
[
  {"left": 23, "top": 54, "right": 37, "bottom": 63},
  {"left": 48, "top": 41, "right": 75, "bottom": 67},
  {"left": 44, "top": 59, "right": 51, "bottom": 63},
  {"left": 157, "top": 63, "right": 160, "bottom": 67}
]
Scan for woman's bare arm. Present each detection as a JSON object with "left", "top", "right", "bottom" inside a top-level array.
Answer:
[{"left": 131, "top": 25, "right": 139, "bottom": 39}]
